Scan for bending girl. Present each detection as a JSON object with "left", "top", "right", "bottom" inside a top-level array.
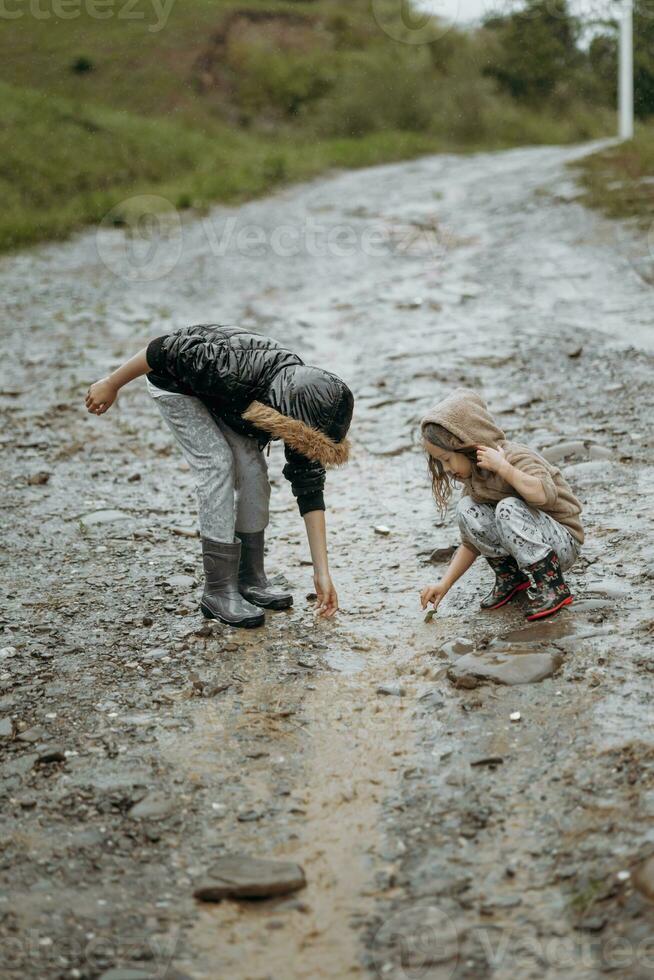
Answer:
[
  {"left": 86, "top": 325, "right": 353, "bottom": 628},
  {"left": 419, "top": 388, "right": 583, "bottom": 621}
]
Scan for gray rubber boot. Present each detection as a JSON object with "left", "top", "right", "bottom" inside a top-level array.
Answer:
[
  {"left": 200, "top": 538, "right": 265, "bottom": 628},
  {"left": 236, "top": 531, "right": 293, "bottom": 611}
]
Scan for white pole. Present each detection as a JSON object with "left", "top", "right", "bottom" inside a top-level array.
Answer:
[{"left": 619, "top": 0, "right": 634, "bottom": 140}]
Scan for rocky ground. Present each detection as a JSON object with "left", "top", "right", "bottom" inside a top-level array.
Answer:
[{"left": 1, "top": 142, "right": 654, "bottom": 980}]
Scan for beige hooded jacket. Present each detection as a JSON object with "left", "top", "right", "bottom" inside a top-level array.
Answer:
[{"left": 421, "top": 388, "right": 584, "bottom": 544}]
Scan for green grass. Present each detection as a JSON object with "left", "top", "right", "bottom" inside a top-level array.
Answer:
[
  {"left": 0, "top": 0, "right": 616, "bottom": 252},
  {"left": 573, "top": 126, "right": 654, "bottom": 226}
]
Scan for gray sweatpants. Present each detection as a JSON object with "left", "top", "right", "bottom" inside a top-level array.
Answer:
[
  {"left": 456, "top": 495, "right": 580, "bottom": 571},
  {"left": 147, "top": 378, "right": 270, "bottom": 541}
]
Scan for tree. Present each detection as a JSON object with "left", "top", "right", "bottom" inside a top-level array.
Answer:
[{"left": 484, "top": 0, "right": 582, "bottom": 103}]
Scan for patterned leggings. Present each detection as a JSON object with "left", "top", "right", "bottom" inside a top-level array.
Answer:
[
  {"left": 147, "top": 377, "right": 270, "bottom": 542},
  {"left": 456, "top": 496, "right": 580, "bottom": 571}
]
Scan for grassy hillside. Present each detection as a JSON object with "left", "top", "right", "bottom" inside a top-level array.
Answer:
[
  {"left": 573, "top": 128, "right": 654, "bottom": 226},
  {"left": 0, "top": 80, "right": 452, "bottom": 251},
  {"left": 0, "top": 0, "right": 615, "bottom": 252}
]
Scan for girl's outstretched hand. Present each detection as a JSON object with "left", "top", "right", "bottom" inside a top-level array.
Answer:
[
  {"left": 476, "top": 444, "right": 507, "bottom": 475},
  {"left": 86, "top": 379, "right": 117, "bottom": 415},
  {"left": 420, "top": 582, "right": 448, "bottom": 611},
  {"left": 315, "top": 571, "right": 338, "bottom": 619}
]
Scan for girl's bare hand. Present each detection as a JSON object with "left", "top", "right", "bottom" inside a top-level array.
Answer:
[
  {"left": 420, "top": 582, "right": 448, "bottom": 611},
  {"left": 85, "top": 379, "right": 117, "bottom": 415},
  {"left": 314, "top": 571, "right": 338, "bottom": 619},
  {"left": 476, "top": 444, "right": 506, "bottom": 474}
]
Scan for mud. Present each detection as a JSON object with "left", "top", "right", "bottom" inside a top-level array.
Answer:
[{"left": 1, "top": 142, "right": 654, "bottom": 978}]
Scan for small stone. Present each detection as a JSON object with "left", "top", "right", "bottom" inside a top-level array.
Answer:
[
  {"left": 426, "top": 545, "right": 458, "bottom": 564},
  {"left": 35, "top": 744, "right": 66, "bottom": 764},
  {"left": 377, "top": 683, "right": 405, "bottom": 697},
  {"left": 588, "top": 444, "right": 613, "bottom": 460},
  {"left": 0, "top": 718, "right": 12, "bottom": 737},
  {"left": 16, "top": 726, "right": 45, "bottom": 743},
  {"left": 634, "top": 856, "right": 654, "bottom": 901},
  {"left": 510, "top": 711, "right": 521, "bottom": 722},
  {"left": 194, "top": 854, "right": 306, "bottom": 901},
  {"left": 439, "top": 638, "right": 474, "bottom": 660},
  {"left": 166, "top": 574, "right": 196, "bottom": 589},
  {"left": 482, "top": 894, "right": 522, "bottom": 910},
  {"left": 576, "top": 915, "right": 607, "bottom": 933},
  {"left": 142, "top": 615, "right": 154, "bottom": 627},
  {"left": 27, "top": 470, "right": 51, "bottom": 485},
  {"left": 396, "top": 297, "right": 423, "bottom": 309},
  {"left": 171, "top": 526, "right": 199, "bottom": 538},
  {"left": 142, "top": 648, "right": 168, "bottom": 662},
  {"left": 616, "top": 870, "right": 631, "bottom": 882},
  {"left": 541, "top": 441, "right": 587, "bottom": 463},
  {"left": 129, "top": 792, "right": 175, "bottom": 820},
  {"left": 237, "top": 809, "right": 264, "bottom": 822},
  {"left": 374, "top": 526, "right": 391, "bottom": 536},
  {"left": 0, "top": 647, "right": 17, "bottom": 661},
  {"left": 80, "top": 509, "right": 131, "bottom": 528},
  {"left": 470, "top": 755, "right": 504, "bottom": 767}
]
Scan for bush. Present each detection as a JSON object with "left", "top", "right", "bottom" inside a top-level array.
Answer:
[{"left": 309, "top": 49, "right": 435, "bottom": 137}]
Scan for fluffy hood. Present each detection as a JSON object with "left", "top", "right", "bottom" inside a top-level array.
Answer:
[
  {"left": 242, "top": 365, "right": 353, "bottom": 468},
  {"left": 421, "top": 388, "right": 505, "bottom": 449},
  {"left": 242, "top": 401, "right": 351, "bottom": 466}
]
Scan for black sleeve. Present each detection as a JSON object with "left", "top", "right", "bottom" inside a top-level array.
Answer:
[
  {"left": 283, "top": 447, "right": 326, "bottom": 516},
  {"left": 146, "top": 333, "right": 237, "bottom": 397}
]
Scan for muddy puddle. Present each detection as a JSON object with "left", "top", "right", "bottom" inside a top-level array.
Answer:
[{"left": 1, "top": 143, "right": 654, "bottom": 978}]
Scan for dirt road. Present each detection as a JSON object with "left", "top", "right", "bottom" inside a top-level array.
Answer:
[{"left": 1, "top": 142, "right": 654, "bottom": 980}]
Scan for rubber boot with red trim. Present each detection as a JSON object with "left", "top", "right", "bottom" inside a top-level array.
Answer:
[
  {"left": 480, "top": 555, "right": 530, "bottom": 610},
  {"left": 523, "top": 550, "right": 573, "bottom": 621}
]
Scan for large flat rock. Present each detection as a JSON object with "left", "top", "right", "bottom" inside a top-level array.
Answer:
[
  {"left": 194, "top": 854, "right": 306, "bottom": 901},
  {"left": 448, "top": 647, "right": 563, "bottom": 687}
]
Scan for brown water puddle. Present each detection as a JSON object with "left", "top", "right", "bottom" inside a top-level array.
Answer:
[{"left": 157, "top": 635, "right": 420, "bottom": 979}]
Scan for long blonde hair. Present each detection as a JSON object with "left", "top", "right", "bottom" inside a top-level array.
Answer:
[{"left": 423, "top": 422, "right": 479, "bottom": 516}]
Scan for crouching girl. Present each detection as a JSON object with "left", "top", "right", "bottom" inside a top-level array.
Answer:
[
  {"left": 86, "top": 325, "right": 353, "bottom": 628},
  {"left": 419, "top": 389, "right": 584, "bottom": 621}
]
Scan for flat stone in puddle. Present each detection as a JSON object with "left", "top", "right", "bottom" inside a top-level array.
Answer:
[
  {"left": 448, "top": 647, "right": 563, "bottom": 687},
  {"left": 194, "top": 854, "right": 306, "bottom": 901}
]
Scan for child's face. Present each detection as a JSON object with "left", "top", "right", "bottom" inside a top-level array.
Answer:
[{"left": 423, "top": 440, "right": 473, "bottom": 481}]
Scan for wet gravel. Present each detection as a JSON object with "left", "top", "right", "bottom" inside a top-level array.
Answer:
[{"left": 1, "top": 142, "right": 654, "bottom": 979}]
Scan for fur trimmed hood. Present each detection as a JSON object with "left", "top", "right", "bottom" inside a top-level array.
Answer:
[{"left": 242, "top": 401, "right": 351, "bottom": 467}]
